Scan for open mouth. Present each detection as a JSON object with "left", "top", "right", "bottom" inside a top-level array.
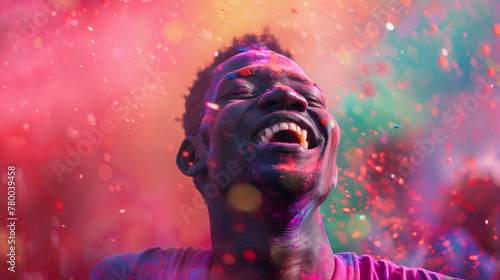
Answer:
[{"left": 253, "top": 121, "right": 311, "bottom": 149}]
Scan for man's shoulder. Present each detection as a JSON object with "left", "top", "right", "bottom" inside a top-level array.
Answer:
[
  {"left": 332, "top": 252, "right": 461, "bottom": 280},
  {"left": 89, "top": 246, "right": 212, "bottom": 280}
]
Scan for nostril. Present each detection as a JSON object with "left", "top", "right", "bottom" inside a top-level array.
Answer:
[{"left": 290, "top": 102, "right": 304, "bottom": 110}]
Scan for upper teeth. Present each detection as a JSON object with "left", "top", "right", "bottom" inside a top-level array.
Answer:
[{"left": 257, "top": 122, "right": 309, "bottom": 149}]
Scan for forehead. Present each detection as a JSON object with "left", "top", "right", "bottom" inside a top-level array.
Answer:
[{"left": 209, "top": 50, "right": 314, "bottom": 90}]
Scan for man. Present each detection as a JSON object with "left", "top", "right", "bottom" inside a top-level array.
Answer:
[{"left": 90, "top": 32, "right": 458, "bottom": 279}]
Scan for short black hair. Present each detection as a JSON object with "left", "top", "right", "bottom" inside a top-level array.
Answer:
[{"left": 182, "top": 29, "right": 291, "bottom": 137}]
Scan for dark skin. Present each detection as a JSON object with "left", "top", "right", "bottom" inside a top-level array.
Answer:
[{"left": 177, "top": 50, "right": 340, "bottom": 280}]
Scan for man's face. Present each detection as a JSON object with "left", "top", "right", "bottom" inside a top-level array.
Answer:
[{"left": 199, "top": 50, "right": 340, "bottom": 212}]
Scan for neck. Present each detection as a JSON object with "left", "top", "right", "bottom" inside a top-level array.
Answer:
[{"left": 207, "top": 200, "right": 335, "bottom": 280}]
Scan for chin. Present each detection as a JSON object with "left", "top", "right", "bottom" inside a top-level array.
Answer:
[{"left": 243, "top": 162, "right": 322, "bottom": 199}]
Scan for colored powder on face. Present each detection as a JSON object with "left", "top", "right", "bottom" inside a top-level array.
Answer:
[
  {"left": 270, "top": 52, "right": 280, "bottom": 64},
  {"left": 276, "top": 162, "right": 297, "bottom": 172},
  {"left": 225, "top": 73, "right": 236, "bottom": 80},
  {"left": 233, "top": 64, "right": 315, "bottom": 86},
  {"left": 238, "top": 67, "right": 254, "bottom": 77},
  {"left": 269, "top": 52, "right": 282, "bottom": 75}
]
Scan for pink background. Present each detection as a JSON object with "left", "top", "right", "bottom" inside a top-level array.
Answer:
[{"left": 1, "top": 0, "right": 499, "bottom": 279}]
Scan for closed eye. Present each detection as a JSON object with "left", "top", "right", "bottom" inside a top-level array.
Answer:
[
  {"left": 304, "top": 96, "right": 325, "bottom": 108},
  {"left": 229, "top": 86, "right": 252, "bottom": 95},
  {"left": 217, "top": 86, "right": 255, "bottom": 103}
]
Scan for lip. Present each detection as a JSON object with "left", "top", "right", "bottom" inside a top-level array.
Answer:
[{"left": 245, "top": 111, "right": 321, "bottom": 151}]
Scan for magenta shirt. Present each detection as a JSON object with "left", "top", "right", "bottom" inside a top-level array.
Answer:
[{"left": 90, "top": 246, "right": 460, "bottom": 279}]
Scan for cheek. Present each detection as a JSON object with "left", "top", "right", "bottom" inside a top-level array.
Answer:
[
  {"left": 330, "top": 123, "right": 340, "bottom": 153},
  {"left": 205, "top": 105, "right": 245, "bottom": 161},
  {"left": 323, "top": 115, "right": 338, "bottom": 135},
  {"left": 318, "top": 114, "right": 340, "bottom": 186},
  {"left": 322, "top": 115, "right": 339, "bottom": 149},
  {"left": 213, "top": 106, "right": 240, "bottom": 142}
]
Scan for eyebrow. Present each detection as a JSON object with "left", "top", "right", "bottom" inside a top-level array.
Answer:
[{"left": 222, "top": 65, "right": 316, "bottom": 86}]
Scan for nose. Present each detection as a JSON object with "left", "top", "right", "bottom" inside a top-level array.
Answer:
[{"left": 258, "top": 85, "right": 308, "bottom": 112}]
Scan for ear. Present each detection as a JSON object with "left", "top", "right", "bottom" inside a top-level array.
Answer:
[{"left": 176, "top": 134, "right": 208, "bottom": 177}]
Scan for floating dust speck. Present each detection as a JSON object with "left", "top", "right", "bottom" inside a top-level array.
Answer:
[
  {"left": 205, "top": 101, "right": 220, "bottom": 111},
  {"left": 493, "top": 23, "right": 500, "bottom": 36},
  {"left": 227, "top": 184, "right": 262, "bottom": 212},
  {"left": 202, "top": 29, "right": 213, "bottom": 40},
  {"left": 341, "top": 207, "right": 351, "bottom": 213},
  {"left": 98, "top": 164, "right": 113, "bottom": 180}
]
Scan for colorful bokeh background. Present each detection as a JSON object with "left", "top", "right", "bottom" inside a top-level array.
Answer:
[{"left": 1, "top": 0, "right": 500, "bottom": 279}]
